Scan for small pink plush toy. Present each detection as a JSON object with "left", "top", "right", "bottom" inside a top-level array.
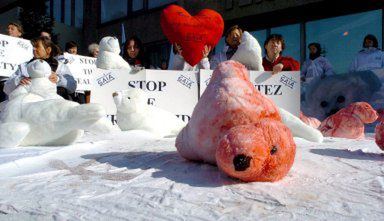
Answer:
[
  {"left": 300, "top": 111, "right": 321, "bottom": 129},
  {"left": 375, "top": 121, "right": 384, "bottom": 151},
  {"left": 176, "top": 60, "right": 296, "bottom": 182},
  {"left": 319, "top": 102, "right": 378, "bottom": 139}
]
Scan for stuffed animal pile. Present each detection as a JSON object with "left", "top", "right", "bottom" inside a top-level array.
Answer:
[
  {"left": 319, "top": 102, "right": 378, "bottom": 139},
  {"left": 0, "top": 60, "right": 110, "bottom": 148}
]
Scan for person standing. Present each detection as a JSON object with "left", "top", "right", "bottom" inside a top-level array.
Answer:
[
  {"left": 262, "top": 34, "right": 300, "bottom": 75},
  {"left": 349, "top": 34, "right": 384, "bottom": 72},
  {"left": 301, "top": 42, "right": 334, "bottom": 82},
  {"left": 171, "top": 43, "right": 211, "bottom": 71},
  {"left": 210, "top": 25, "right": 242, "bottom": 70},
  {"left": 3, "top": 36, "right": 77, "bottom": 100},
  {"left": 1, "top": 22, "right": 24, "bottom": 102}
]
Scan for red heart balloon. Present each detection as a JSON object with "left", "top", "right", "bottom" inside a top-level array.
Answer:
[{"left": 161, "top": 5, "right": 224, "bottom": 66}]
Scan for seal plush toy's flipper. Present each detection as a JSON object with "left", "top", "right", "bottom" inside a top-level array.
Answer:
[
  {"left": 279, "top": 108, "right": 323, "bottom": 143},
  {"left": 0, "top": 122, "right": 30, "bottom": 148}
]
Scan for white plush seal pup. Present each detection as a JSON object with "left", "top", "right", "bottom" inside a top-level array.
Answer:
[
  {"left": 231, "top": 31, "right": 264, "bottom": 71},
  {"left": 0, "top": 60, "right": 110, "bottom": 148},
  {"left": 96, "top": 36, "right": 131, "bottom": 70},
  {"left": 113, "top": 88, "right": 186, "bottom": 137}
]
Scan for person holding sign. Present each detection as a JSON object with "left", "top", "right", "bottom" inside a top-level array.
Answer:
[
  {"left": 3, "top": 36, "right": 77, "bottom": 100},
  {"left": 7, "top": 22, "right": 23, "bottom": 38},
  {"left": 210, "top": 25, "right": 243, "bottom": 70},
  {"left": 171, "top": 43, "right": 211, "bottom": 71},
  {"left": 0, "top": 22, "right": 24, "bottom": 101},
  {"left": 262, "top": 34, "right": 300, "bottom": 75},
  {"left": 65, "top": 41, "right": 78, "bottom": 55},
  {"left": 122, "top": 36, "right": 150, "bottom": 69}
]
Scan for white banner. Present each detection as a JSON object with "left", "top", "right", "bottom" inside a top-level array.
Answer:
[
  {"left": 0, "top": 34, "right": 33, "bottom": 77},
  {"left": 200, "top": 70, "right": 301, "bottom": 116},
  {"left": 90, "top": 69, "right": 198, "bottom": 123},
  {"left": 62, "top": 53, "right": 96, "bottom": 91},
  {"left": 90, "top": 68, "right": 145, "bottom": 115},
  {"left": 145, "top": 70, "right": 198, "bottom": 122}
]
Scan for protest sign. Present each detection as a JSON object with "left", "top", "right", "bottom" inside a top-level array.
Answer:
[
  {"left": 301, "top": 69, "right": 384, "bottom": 132},
  {"left": 90, "top": 68, "right": 145, "bottom": 115},
  {"left": 0, "top": 34, "right": 33, "bottom": 77},
  {"left": 200, "top": 69, "right": 300, "bottom": 116},
  {"left": 144, "top": 70, "right": 198, "bottom": 122},
  {"left": 61, "top": 53, "right": 96, "bottom": 91}
]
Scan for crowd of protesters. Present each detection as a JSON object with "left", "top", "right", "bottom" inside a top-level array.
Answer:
[{"left": 1, "top": 21, "right": 384, "bottom": 103}]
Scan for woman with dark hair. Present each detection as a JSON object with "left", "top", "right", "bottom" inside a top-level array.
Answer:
[
  {"left": 210, "top": 25, "right": 242, "bottom": 70},
  {"left": 65, "top": 41, "right": 78, "bottom": 55},
  {"left": 350, "top": 34, "right": 384, "bottom": 72},
  {"left": 301, "top": 42, "right": 334, "bottom": 82},
  {"left": 262, "top": 34, "right": 300, "bottom": 75},
  {"left": 122, "top": 36, "right": 150, "bottom": 68},
  {"left": 3, "top": 36, "right": 77, "bottom": 100}
]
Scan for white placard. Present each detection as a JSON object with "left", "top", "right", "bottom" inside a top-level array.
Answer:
[
  {"left": 200, "top": 69, "right": 300, "bottom": 116},
  {"left": 62, "top": 53, "right": 96, "bottom": 91},
  {"left": 90, "top": 69, "right": 145, "bottom": 115},
  {"left": 0, "top": 34, "right": 33, "bottom": 77},
  {"left": 145, "top": 70, "right": 198, "bottom": 122}
]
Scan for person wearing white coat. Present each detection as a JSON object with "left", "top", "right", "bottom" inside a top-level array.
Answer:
[
  {"left": 170, "top": 43, "right": 211, "bottom": 71},
  {"left": 349, "top": 34, "right": 384, "bottom": 72},
  {"left": 3, "top": 36, "right": 76, "bottom": 100},
  {"left": 210, "top": 25, "right": 242, "bottom": 70},
  {"left": 301, "top": 42, "right": 334, "bottom": 82}
]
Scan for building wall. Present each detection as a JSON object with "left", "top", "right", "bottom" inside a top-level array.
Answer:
[{"left": 0, "top": 7, "right": 19, "bottom": 35}]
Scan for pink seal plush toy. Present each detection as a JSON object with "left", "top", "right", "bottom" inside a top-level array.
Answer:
[
  {"left": 319, "top": 102, "right": 378, "bottom": 139},
  {"left": 300, "top": 111, "right": 321, "bottom": 129},
  {"left": 375, "top": 121, "right": 384, "bottom": 150},
  {"left": 176, "top": 61, "right": 296, "bottom": 182}
]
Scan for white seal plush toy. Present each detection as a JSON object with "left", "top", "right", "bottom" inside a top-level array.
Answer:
[
  {"left": 231, "top": 31, "right": 264, "bottom": 71},
  {"left": 96, "top": 36, "right": 131, "bottom": 70},
  {"left": 0, "top": 60, "right": 111, "bottom": 148},
  {"left": 113, "top": 88, "right": 186, "bottom": 137}
]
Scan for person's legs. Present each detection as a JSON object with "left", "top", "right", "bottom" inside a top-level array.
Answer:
[
  {"left": 0, "top": 81, "right": 7, "bottom": 102},
  {"left": 56, "top": 86, "right": 71, "bottom": 100}
]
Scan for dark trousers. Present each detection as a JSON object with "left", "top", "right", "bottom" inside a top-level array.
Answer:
[
  {"left": 57, "top": 86, "right": 72, "bottom": 100},
  {"left": 0, "top": 81, "right": 7, "bottom": 102}
]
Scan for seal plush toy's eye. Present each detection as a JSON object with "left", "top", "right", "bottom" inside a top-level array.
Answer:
[
  {"left": 127, "top": 97, "right": 131, "bottom": 99},
  {"left": 320, "top": 101, "right": 328, "bottom": 107},
  {"left": 270, "top": 145, "right": 278, "bottom": 155},
  {"left": 337, "top": 95, "right": 345, "bottom": 103},
  {"left": 233, "top": 154, "right": 252, "bottom": 171}
]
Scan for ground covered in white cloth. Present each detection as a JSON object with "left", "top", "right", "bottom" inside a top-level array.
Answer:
[{"left": 0, "top": 131, "right": 383, "bottom": 221}]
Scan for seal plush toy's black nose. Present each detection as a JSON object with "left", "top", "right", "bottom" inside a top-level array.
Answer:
[{"left": 233, "top": 154, "right": 252, "bottom": 171}]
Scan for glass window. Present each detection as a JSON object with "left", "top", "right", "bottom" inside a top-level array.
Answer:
[
  {"left": 148, "top": 0, "right": 176, "bottom": 9},
  {"left": 64, "top": 0, "right": 71, "bottom": 25},
  {"left": 45, "top": 0, "right": 51, "bottom": 17},
  {"left": 271, "top": 24, "right": 300, "bottom": 62},
  {"left": 75, "top": 0, "right": 83, "bottom": 28},
  {"left": 306, "top": 10, "right": 382, "bottom": 74},
  {"left": 101, "top": 0, "right": 128, "bottom": 23},
  {"left": 250, "top": 29, "right": 267, "bottom": 57},
  {"left": 53, "top": 0, "right": 61, "bottom": 22},
  {"left": 132, "top": 0, "right": 143, "bottom": 11}
]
